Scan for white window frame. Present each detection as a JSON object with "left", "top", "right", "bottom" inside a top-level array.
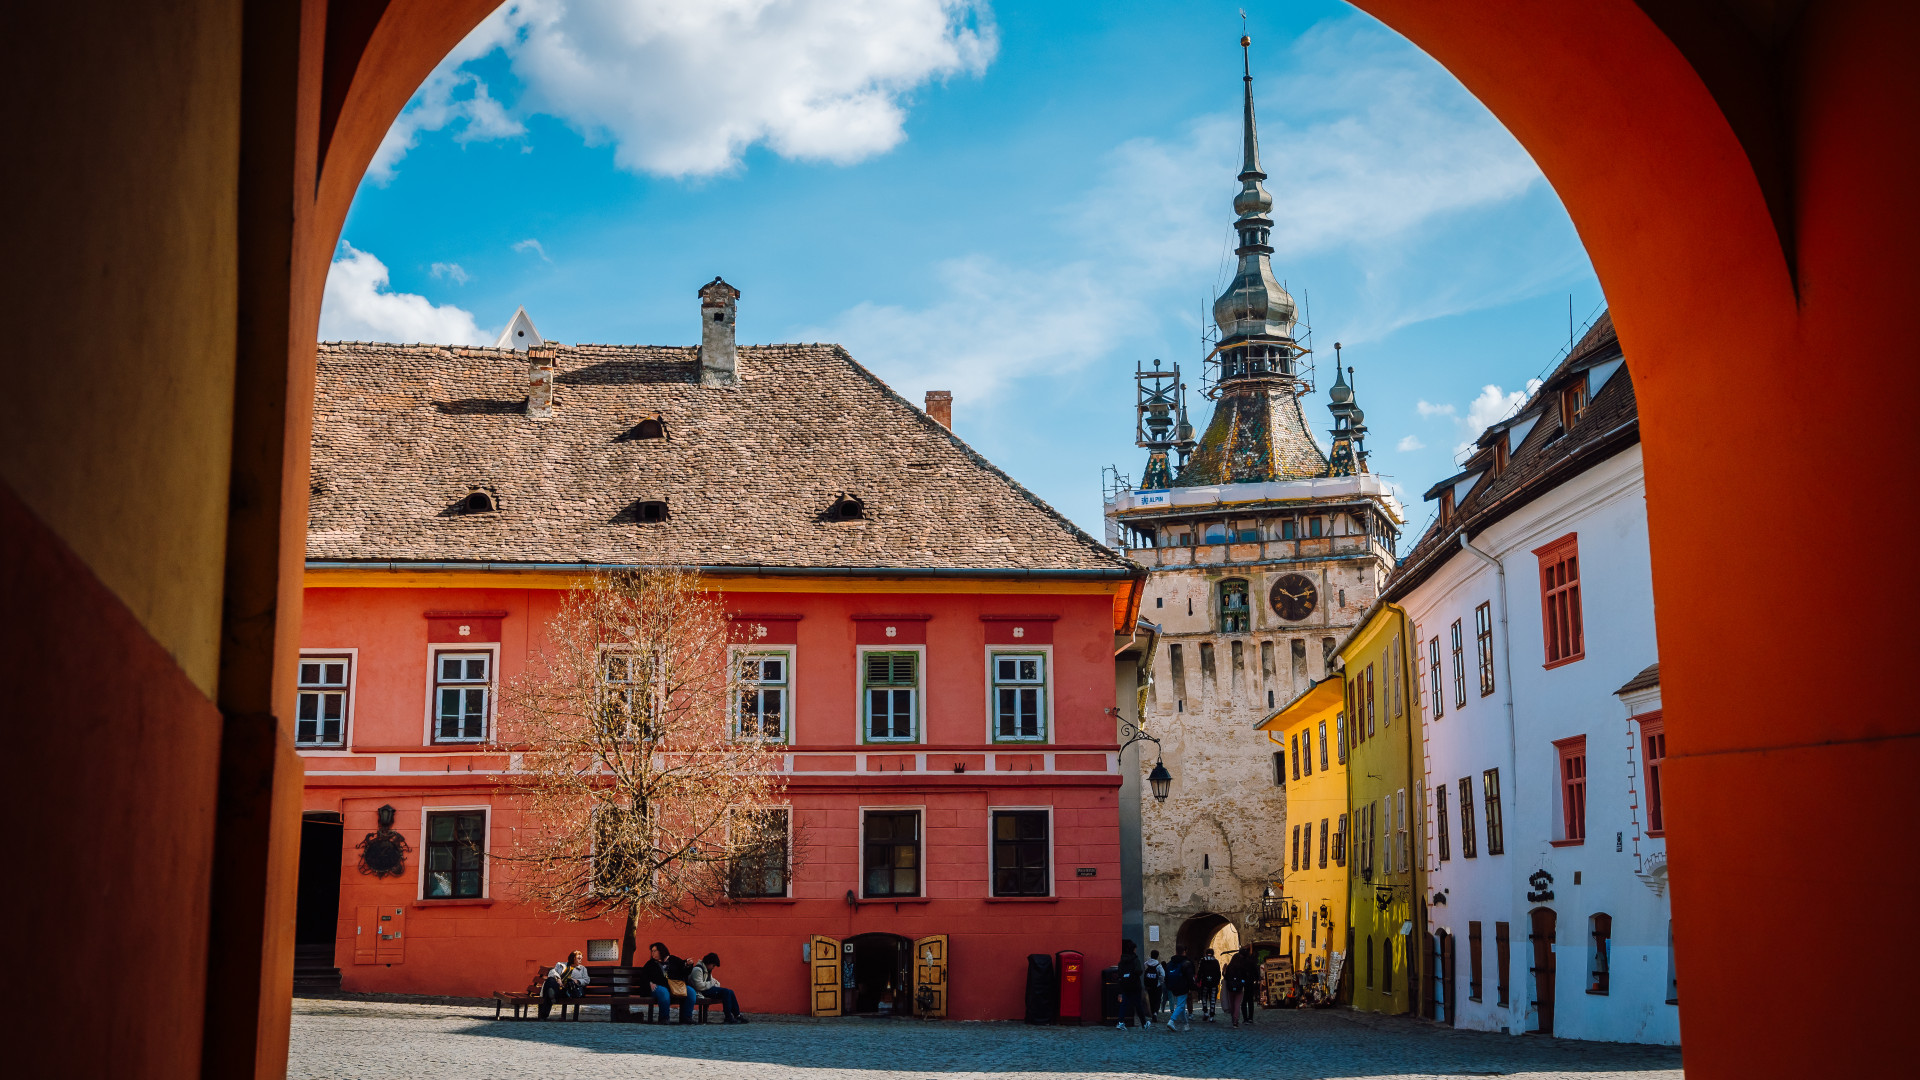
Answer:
[
  {"left": 984, "top": 645, "right": 1053, "bottom": 744},
  {"left": 986, "top": 805, "right": 1055, "bottom": 898},
  {"left": 858, "top": 804, "right": 926, "bottom": 899},
  {"left": 423, "top": 643, "right": 500, "bottom": 745},
  {"left": 417, "top": 803, "right": 491, "bottom": 900},
  {"left": 726, "top": 804, "right": 794, "bottom": 899},
  {"left": 856, "top": 645, "right": 925, "bottom": 744},
  {"left": 730, "top": 645, "right": 796, "bottom": 745},
  {"left": 295, "top": 647, "right": 358, "bottom": 750}
]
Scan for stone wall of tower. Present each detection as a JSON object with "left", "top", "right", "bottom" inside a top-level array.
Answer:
[{"left": 1128, "top": 527, "right": 1392, "bottom": 961}]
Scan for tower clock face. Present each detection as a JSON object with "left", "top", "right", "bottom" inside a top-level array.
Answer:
[{"left": 1270, "top": 573, "right": 1319, "bottom": 621}]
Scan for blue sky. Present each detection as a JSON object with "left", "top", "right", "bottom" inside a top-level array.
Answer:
[{"left": 322, "top": 0, "right": 1605, "bottom": 544}]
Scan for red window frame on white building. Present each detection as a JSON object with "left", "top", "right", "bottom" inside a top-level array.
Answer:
[
  {"left": 1553, "top": 735, "right": 1588, "bottom": 845},
  {"left": 1639, "top": 711, "right": 1667, "bottom": 836},
  {"left": 1534, "top": 532, "right": 1585, "bottom": 668}
]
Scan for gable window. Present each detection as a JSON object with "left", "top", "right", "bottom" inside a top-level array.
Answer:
[
  {"left": 729, "top": 808, "right": 790, "bottom": 898},
  {"left": 1475, "top": 602, "right": 1497, "bottom": 696},
  {"left": 863, "top": 651, "right": 919, "bottom": 742},
  {"left": 1561, "top": 378, "right": 1590, "bottom": 428},
  {"left": 991, "top": 810, "right": 1051, "bottom": 897},
  {"left": 1428, "top": 636, "right": 1445, "bottom": 719},
  {"left": 1436, "top": 782, "right": 1452, "bottom": 861},
  {"left": 1218, "top": 579, "right": 1251, "bottom": 633},
  {"left": 737, "top": 652, "right": 790, "bottom": 741},
  {"left": 991, "top": 653, "right": 1047, "bottom": 741},
  {"left": 1450, "top": 620, "right": 1467, "bottom": 708},
  {"left": 1458, "top": 777, "right": 1479, "bottom": 859},
  {"left": 1641, "top": 713, "right": 1667, "bottom": 835},
  {"left": 1535, "top": 534, "right": 1585, "bottom": 667},
  {"left": 423, "top": 809, "right": 486, "bottom": 899},
  {"left": 1587, "top": 913, "right": 1612, "bottom": 994},
  {"left": 862, "top": 810, "right": 921, "bottom": 898},
  {"left": 296, "top": 655, "right": 350, "bottom": 747},
  {"left": 434, "top": 652, "right": 491, "bottom": 743},
  {"left": 1484, "top": 767, "right": 1506, "bottom": 855},
  {"left": 1554, "top": 738, "right": 1587, "bottom": 844}
]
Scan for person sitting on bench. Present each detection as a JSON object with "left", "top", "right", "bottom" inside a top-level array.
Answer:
[
  {"left": 537, "top": 950, "right": 589, "bottom": 1019},
  {"left": 689, "top": 953, "right": 746, "bottom": 1024},
  {"left": 642, "top": 941, "right": 694, "bottom": 1024}
]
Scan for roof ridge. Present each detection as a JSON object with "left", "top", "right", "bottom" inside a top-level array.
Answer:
[{"left": 825, "top": 345, "right": 1129, "bottom": 568}]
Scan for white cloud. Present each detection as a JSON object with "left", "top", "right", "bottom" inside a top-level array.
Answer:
[
  {"left": 806, "top": 16, "right": 1552, "bottom": 405},
  {"left": 1396, "top": 435, "right": 1424, "bottom": 452},
  {"left": 430, "top": 262, "right": 470, "bottom": 284},
  {"left": 1415, "top": 400, "right": 1455, "bottom": 418},
  {"left": 512, "top": 238, "right": 552, "bottom": 261},
  {"left": 377, "top": 0, "right": 996, "bottom": 180},
  {"left": 1444, "top": 379, "right": 1543, "bottom": 459},
  {"left": 318, "top": 244, "right": 491, "bottom": 345}
]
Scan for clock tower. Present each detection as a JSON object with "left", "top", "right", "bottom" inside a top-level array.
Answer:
[{"left": 1103, "top": 34, "right": 1406, "bottom": 971}]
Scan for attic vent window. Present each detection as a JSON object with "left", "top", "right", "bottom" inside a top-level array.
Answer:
[
  {"left": 635, "top": 417, "right": 665, "bottom": 440},
  {"left": 634, "top": 501, "right": 669, "bottom": 524},
  {"left": 463, "top": 490, "right": 496, "bottom": 514},
  {"left": 827, "top": 495, "right": 866, "bottom": 522}
]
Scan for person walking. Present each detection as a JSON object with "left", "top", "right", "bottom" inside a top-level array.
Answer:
[
  {"left": 1197, "top": 948, "right": 1222, "bottom": 1022},
  {"left": 1142, "top": 949, "right": 1166, "bottom": 1021},
  {"left": 1164, "top": 947, "right": 1194, "bottom": 1032},
  {"left": 1223, "top": 949, "right": 1259, "bottom": 1028},
  {"left": 688, "top": 952, "right": 747, "bottom": 1024},
  {"left": 536, "top": 950, "right": 589, "bottom": 1020},
  {"left": 1115, "top": 939, "right": 1144, "bottom": 1030}
]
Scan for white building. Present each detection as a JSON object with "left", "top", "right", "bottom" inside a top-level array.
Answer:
[{"left": 1388, "top": 313, "right": 1679, "bottom": 1044}]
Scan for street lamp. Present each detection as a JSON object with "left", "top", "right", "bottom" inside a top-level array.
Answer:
[
  {"left": 1110, "top": 706, "right": 1175, "bottom": 802},
  {"left": 1147, "top": 758, "right": 1173, "bottom": 802}
]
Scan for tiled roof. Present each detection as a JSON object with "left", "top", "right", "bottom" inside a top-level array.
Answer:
[
  {"left": 307, "top": 341, "right": 1130, "bottom": 572},
  {"left": 1614, "top": 662, "right": 1660, "bottom": 696},
  {"left": 1384, "top": 311, "right": 1638, "bottom": 600}
]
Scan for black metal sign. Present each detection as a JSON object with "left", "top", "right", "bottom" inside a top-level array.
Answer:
[{"left": 1526, "top": 869, "right": 1555, "bottom": 903}]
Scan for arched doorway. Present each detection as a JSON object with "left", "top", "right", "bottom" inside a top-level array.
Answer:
[
  {"left": 1528, "top": 907, "right": 1557, "bottom": 1036},
  {"left": 844, "top": 932, "right": 913, "bottom": 1017}
]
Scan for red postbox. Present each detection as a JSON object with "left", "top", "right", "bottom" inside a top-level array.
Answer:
[{"left": 1055, "top": 950, "right": 1085, "bottom": 1023}]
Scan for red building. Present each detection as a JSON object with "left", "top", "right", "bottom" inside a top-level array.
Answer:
[{"left": 295, "top": 287, "right": 1145, "bottom": 1020}]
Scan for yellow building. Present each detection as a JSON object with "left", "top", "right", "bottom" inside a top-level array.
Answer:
[
  {"left": 1255, "top": 674, "right": 1348, "bottom": 1002},
  {"left": 1340, "top": 602, "right": 1425, "bottom": 1015}
]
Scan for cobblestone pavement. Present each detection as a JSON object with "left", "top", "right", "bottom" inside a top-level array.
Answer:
[{"left": 290, "top": 997, "right": 1683, "bottom": 1080}]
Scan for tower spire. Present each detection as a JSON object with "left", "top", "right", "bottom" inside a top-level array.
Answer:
[{"left": 1327, "top": 343, "right": 1370, "bottom": 476}]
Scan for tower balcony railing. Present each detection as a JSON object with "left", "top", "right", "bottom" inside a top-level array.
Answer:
[{"left": 1118, "top": 532, "right": 1391, "bottom": 568}]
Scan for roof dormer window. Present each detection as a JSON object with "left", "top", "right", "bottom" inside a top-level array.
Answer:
[
  {"left": 826, "top": 495, "right": 866, "bottom": 522},
  {"left": 1492, "top": 435, "right": 1510, "bottom": 478},
  {"left": 1440, "top": 488, "right": 1456, "bottom": 527},
  {"left": 631, "top": 500, "right": 669, "bottom": 524},
  {"left": 1560, "top": 379, "right": 1590, "bottom": 428},
  {"left": 462, "top": 490, "right": 496, "bottom": 514},
  {"left": 635, "top": 417, "right": 665, "bottom": 440}
]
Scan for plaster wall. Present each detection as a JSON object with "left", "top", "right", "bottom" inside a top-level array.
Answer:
[{"left": 1399, "top": 529, "right": 1520, "bottom": 1034}]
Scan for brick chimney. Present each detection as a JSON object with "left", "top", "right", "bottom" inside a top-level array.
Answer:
[
  {"left": 698, "top": 277, "right": 740, "bottom": 387},
  {"left": 526, "top": 345, "right": 555, "bottom": 420},
  {"left": 925, "top": 390, "right": 952, "bottom": 429}
]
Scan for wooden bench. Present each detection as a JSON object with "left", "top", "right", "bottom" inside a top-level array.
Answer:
[{"left": 493, "top": 964, "right": 715, "bottom": 1022}]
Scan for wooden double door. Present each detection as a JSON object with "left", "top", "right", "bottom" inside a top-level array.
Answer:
[{"left": 809, "top": 934, "right": 947, "bottom": 1018}]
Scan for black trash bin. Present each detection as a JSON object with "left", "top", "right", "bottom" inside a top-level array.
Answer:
[
  {"left": 1099, "top": 965, "right": 1122, "bottom": 1023},
  {"left": 1023, "top": 953, "right": 1058, "bottom": 1024}
]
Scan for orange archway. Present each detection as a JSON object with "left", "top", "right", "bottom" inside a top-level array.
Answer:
[{"left": 7, "top": 1, "right": 1915, "bottom": 1077}]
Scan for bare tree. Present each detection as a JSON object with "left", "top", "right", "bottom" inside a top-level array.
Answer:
[{"left": 493, "top": 568, "right": 793, "bottom": 967}]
